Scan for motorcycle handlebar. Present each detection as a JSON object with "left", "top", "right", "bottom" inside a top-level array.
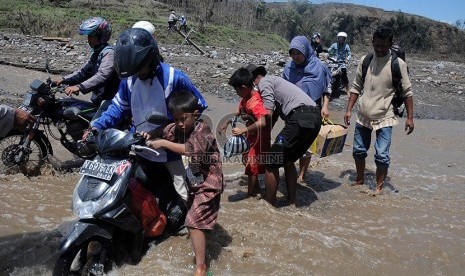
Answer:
[
  {"left": 51, "top": 85, "right": 67, "bottom": 94},
  {"left": 131, "top": 145, "right": 161, "bottom": 156},
  {"left": 327, "top": 57, "right": 346, "bottom": 64},
  {"left": 129, "top": 133, "right": 161, "bottom": 156},
  {"left": 83, "top": 129, "right": 152, "bottom": 153},
  {"left": 46, "top": 77, "right": 68, "bottom": 94},
  {"left": 327, "top": 57, "right": 337, "bottom": 63}
]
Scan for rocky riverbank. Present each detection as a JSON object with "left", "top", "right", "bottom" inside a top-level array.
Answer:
[{"left": 1, "top": 32, "right": 465, "bottom": 120}]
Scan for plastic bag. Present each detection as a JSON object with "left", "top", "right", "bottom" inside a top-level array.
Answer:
[
  {"left": 223, "top": 116, "right": 250, "bottom": 158},
  {"left": 129, "top": 178, "right": 167, "bottom": 237}
]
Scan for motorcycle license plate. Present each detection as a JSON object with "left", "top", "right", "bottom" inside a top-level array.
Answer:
[{"left": 79, "top": 160, "right": 116, "bottom": 181}]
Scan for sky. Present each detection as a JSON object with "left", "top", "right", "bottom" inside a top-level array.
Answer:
[{"left": 265, "top": 0, "right": 464, "bottom": 24}]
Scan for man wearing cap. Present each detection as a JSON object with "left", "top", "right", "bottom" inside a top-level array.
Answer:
[{"left": 245, "top": 64, "right": 322, "bottom": 206}]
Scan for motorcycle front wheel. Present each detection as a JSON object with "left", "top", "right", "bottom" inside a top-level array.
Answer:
[
  {"left": 0, "top": 132, "right": 48, "bottom": 176},
  {"left": 53, "top": 240, "right": 109, "bottom": 276}
]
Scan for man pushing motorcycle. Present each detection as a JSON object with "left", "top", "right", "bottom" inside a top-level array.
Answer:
[{"left": 89, "top": 27, "right": 208, "bottom": 203}]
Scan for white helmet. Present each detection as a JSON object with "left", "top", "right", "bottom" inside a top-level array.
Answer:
[
  {"left": 337, "top": 32, "right": 348, "bottom": 38},
  {"left": 132, "top": 21, "right": 156, "bottom": 36}
]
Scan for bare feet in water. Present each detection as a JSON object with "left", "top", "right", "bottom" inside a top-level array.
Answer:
[
  {"left": 349, "top": 179, "right": 364, "bottom": 186},
  {"left": 247, "top": 187, "right": 262, "bottom": 199},
  {"left": 194, "top": 264, "right": 207, "bottom": 276},
  {"left": 370, "top": 189, "right": 383, "bottom": 196}
]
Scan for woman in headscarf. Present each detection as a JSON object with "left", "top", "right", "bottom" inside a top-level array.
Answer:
[{"left": 282, "top": 35, "right": 332, "bottom": 183}]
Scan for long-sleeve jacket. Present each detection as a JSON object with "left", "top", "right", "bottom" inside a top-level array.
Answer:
[
  {"left": 0, "top": 105, "right": 14, "bottom": 138},
  {"left": 168, "top": 13, "right": 178, "bottom": 22},
  {"left": 92, "top": 62, "right": 207, "bottom": 130},
  {"left": 352, "top": 50, "right": 412, "bottom": 126},
  {"left": 91, "top": 62, "right": 207, "bottom": 162},
  {"left": 328, "top": 42, "right": 351, "bottom": 62},
  {"left": 62, "top": 44, "right": 119, "bottom": 105}
]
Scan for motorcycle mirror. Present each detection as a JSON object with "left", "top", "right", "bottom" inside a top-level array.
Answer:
[
  {"left": 145, "top": 111, "right": 172, "bottom": 125},
  {"left": 63, "top": 107, "right": 82, "bottom": 120}
]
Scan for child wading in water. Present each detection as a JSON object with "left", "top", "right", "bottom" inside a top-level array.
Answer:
[
  {"left": 220, "top": 68, "right": 270, "bottom": 197},
  {"left": 145, "top": 90, "right": 224, "bottom": 276}
]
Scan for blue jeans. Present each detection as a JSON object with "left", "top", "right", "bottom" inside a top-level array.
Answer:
[{"left": 352, "top": 123, "right": 392, "bottom": 168}]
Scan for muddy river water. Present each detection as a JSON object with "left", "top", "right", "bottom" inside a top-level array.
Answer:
[{"left": 0, "top": 66, "right": 464, "bottom": 275}]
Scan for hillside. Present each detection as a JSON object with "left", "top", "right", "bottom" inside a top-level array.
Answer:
[
  {"left": 265, "top": 2, "right": 464, "bottom": 60},
  {"left": 0, "top": 0, "right": 464, "bottom": 61}
]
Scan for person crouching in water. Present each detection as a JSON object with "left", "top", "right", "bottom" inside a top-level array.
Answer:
[
  {"left": 145, "top": 90, "right": 224, "bottom": 276},
  {"left": 245, "top": 64, "right": 322, "bottom": 206}
]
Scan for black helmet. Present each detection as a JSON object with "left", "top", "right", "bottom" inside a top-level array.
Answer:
[{"left": 114, "top": 28, "right": 160, "bottom": 78}]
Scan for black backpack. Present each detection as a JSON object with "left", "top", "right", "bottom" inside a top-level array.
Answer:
[{"left": 361, "top": 45, "right": 406, "bottom": 117}]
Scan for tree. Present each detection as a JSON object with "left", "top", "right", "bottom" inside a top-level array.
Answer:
[{"left": 454, "top": 19, "right": 465, "bottom": 30}]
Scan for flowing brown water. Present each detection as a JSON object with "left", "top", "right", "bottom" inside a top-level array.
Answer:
[{"left": 1, "top": 117, "right": 464, "bottom": 276}]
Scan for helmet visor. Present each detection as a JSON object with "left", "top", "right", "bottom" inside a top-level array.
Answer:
[
  {"left": 115, "top": 45, "right": 153, "bottom": 78},
  {"left": 79, "top": 29, "right": 95, "bottom": 36}
]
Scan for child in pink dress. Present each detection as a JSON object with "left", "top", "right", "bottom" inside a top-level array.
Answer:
[{"left": 145, "top": 90, "right": 223, "bottom": 276}]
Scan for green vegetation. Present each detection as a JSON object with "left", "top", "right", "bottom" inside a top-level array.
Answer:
[
  {"left": 383, "top": 13, "right": 432, "bottom": 53},
  {"left": 1, "top": 0, "right": 464, "bottom": 59},
  {"left": 454, "top": 19, "right": 465, "bottom": 30},
  {"left": 0, "top": 0, "right": 289, "bottom": 52}
]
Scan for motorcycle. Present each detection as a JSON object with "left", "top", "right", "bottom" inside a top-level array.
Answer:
[
  {"left": 0, "top": 78, "right": 126, "bottom": 176},
  {"left": 53, "top": 111, "right": 186, "bottom": 276},
  {"left": 0, "top": 78, "right": 96, "bottom": 175},
  {"left": 326, "top": 57, "right": 348, "bottom": 99}
]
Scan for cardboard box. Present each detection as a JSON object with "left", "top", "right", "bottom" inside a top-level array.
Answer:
[{"left": 310, "top": 123, "right": 348, "bottom": 157}]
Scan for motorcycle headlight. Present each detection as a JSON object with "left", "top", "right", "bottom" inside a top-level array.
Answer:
[
  {"left": 72, "top": 176, "right": 127, "bottom": 219},
  {"left": 22, "top": 91, "right": 38, "bottom": 107}
]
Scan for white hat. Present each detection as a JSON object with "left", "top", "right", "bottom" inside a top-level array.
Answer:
[{"left": 132, "top": 21, "right": 156, "bottom": 36}]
